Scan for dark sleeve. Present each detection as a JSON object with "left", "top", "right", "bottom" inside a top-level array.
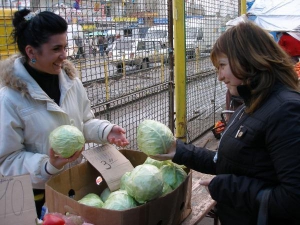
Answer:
[
  {"left": 172, "top": 139, "right": 217, "bottom": 175},
  {"left": 208, "top": 174, "right": 270, "bottom": 212}
]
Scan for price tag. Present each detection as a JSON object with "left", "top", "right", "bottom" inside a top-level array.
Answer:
[
  {"left": 0, "top": 174, "right": 37, "bottom": 224},
  {"left": 82, "top": 144, "right": 134, "bottom": 191}
]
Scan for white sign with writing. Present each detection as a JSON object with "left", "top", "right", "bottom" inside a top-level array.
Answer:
[
  {"left": 0, "top": 174, "right": 37, "bottom": 224},
  {"left": 82, "top": 144, "right": 134, "bottom": 191}
]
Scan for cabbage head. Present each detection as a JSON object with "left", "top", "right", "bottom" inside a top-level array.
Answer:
[
  {"left": 78, "top": 193, "right": 103, "bottom": 208},
  {"left": 137, "top": 120, "right": 174, "bottom": 156},
  {"left": 49, "top": 125, "right": 85, "bottom": 158},
  {"left": 120, "top": 172, "right": 130, "bottom": 190},
  {"left": 125, "top": 164, "right": 164, "bottom": 204},
  {"left": 144, "top": 157, "right": 171, "bottom": 169},
  {"left": 102, "top": 190, "right": 138, "bottom": 210},
  {"left": 100, "top": 187, "right": 111, "bottom": 202},
  {"left": 160, "top": 164, "right": 187, "bottom": 190}
]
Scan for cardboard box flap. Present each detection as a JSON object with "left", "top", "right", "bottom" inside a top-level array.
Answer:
[
  {"left": 0, "top": 174, "right": 37, "bottom": 224},
  {"left": 82, "top": 144, "right": 134, "bottom": 191}
]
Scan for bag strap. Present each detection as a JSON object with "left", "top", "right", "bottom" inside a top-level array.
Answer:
[{"left": 257, "top": 189, "right": 271, "bottom": 225}]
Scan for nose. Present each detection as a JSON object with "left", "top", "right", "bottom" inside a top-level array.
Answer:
[
  {"left": 60, "top": 50, "right": 67, "bottom": 60},
  {"left": 217, "top": 71, "right": 224, "bottom": 81}
]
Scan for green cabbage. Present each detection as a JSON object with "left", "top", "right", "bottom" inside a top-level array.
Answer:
[
  {"left": 120, "top": 172, "right": 130, "bottom": 190},
  {"left": 100, "top": 187, "right": 111, "bottom": 202},
  {"left": 124, "top": 164, "right": 164, "bottom": 204},
  {"left": 162, "top": 182, "right": 173, "bottom": 196},
  {"left": 78, "top": 193, "right": 104, "bottom": 208},
  {"left": 49, "top": 125, "right": 85, "bottom": 158},
  {"left": 143, "top": 157, "right": 172, "bottom": 169},
  {"left": 137, "top": 120, "right": 174, "bottom": 156},
  {"left": 102, "top": 190, "right": 138, "bottom": 210},
  {"left": 160, "top": 164, "right": 187, "bottom": 189}
]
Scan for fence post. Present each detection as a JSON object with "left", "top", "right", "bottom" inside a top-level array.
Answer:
[
  {"left": 104, "top": 61, "right": 110, "bottom": 100},
  {"left": 173, "top": 0, "right": 187, "bottom": 142}
]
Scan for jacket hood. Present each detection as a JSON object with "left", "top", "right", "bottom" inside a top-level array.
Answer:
[{"left": 0, "top": 54, "right": 78, "bottom": 96}]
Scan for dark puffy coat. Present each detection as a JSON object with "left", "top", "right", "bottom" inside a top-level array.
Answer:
[{"left": 173, "top": 84, "right": 300, "bottom": 225}]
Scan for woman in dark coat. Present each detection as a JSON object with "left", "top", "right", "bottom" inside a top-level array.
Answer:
[{"left": 152, "top": 22, "right": 300, "bottom": 225}]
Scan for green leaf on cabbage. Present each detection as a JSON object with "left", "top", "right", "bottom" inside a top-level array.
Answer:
[
  {"left": 100, "top": 187, "right": 111, "bottom": 202},
  {"left": 120, "top": 172, "right": 130, "bottom": 190},
  {"left": 102, "top": 190, "right": 138, "bottom": 210},
  {"left": 160, "top": 164, "right": 187, "bottom": 190},
  {"left": 137, "top": 120, "right": 174, "bottom": 156},
  {"left": 162, "top": 182, "right": 173, "bottom": 196},
  {"left": 143, "top": 157, "right": 171, "bottom": 168},
  {"left": 78, "top": 193, "right": 103, "bottom": 208}
]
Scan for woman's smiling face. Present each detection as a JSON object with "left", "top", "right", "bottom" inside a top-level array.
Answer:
[
  {"left": 216, "top": 54, "right": 243, "bottom": 96},
  {"left": 29, "top": 32, "right": 68, "bottom": 75}
]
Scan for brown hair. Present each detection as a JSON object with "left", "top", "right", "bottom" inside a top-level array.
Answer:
[{"left": 210, "top": 22, "right": 299, "bottom": 113}]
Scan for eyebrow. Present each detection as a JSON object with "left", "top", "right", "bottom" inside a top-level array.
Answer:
[{"left": 219, "top": 58, "right": 228, "bottom": 63}]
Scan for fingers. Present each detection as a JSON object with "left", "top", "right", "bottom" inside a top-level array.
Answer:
[
  {"left": 108, "top": 135, "right": 129, "bottom": 147},
  {"left": 199, "top": 178, "right": 213, "bottom": 186}
]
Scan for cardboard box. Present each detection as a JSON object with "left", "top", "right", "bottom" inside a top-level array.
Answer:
[
  {"left": 46, "top": 147, "right": 192, "bottom": 225},
  {"left": 0, "top": 174, "right": 37, "bottom": 225}
]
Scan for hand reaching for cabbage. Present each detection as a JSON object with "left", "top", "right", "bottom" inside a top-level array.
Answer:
[
  {"left": 150, "top": 139, "right": 176, "bottom": 161},
  {"left": 137, "top": 120, "right": 177, "bottom": 161},
  {"left": 107, "top": 125, "right": 129, "bottom": 147}
]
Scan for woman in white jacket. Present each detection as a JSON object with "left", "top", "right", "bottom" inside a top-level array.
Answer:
[{"left": 0, "top": 9, "right": 129, "bottom": 217}]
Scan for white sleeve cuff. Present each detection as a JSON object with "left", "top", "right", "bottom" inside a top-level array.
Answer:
[
  {"left": 42, "top": 160, "right": 64, "bottom": 176},
  {"left": 98, "top": 122, "right": 116, "bottom": 143}
]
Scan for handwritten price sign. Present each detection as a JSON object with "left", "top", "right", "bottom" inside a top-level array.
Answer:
[
  {"left": 0, "top": 175, "right": 37, "bottom": 224},
  {"left": 82, "top": 144, "right": 134, "bottom": 191}
]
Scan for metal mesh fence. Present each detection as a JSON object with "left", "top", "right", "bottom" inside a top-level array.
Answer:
[{"left": 0, "top": 0, "right": 239, "bottom": 150}]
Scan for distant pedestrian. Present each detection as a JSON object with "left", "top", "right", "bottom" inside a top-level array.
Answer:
[
  {"left": 74, "top": 36, "right": 85, "bottom": 59},
  {"left": 98, "top": 35, "right": 105, "bottom": 56},
  {"left": 89, "top": 37, "right": 97, "bottom": 57}
]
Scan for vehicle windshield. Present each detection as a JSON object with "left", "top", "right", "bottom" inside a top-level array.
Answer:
[
  {"left": 114, "top": 40, "right": 134, "bottom": 51},
  {"left": 146, "top": 30, "right": 167, "bottom": 39},
  {"left": 186, "top": 27, "right": 203, "bottom": 40}
]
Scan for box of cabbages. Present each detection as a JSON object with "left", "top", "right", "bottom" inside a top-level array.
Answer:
[{"left": 45, "top": 145, "right": 192, "bottom": 225}]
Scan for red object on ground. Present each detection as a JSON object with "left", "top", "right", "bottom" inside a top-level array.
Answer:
[{"left": 43, "top": 214, "right": 65, "bottom": 225}]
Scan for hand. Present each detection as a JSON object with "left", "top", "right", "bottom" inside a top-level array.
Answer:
[
  {"left": 149, "top": 139, "right": 176, "bottom": 161},
  {"left": 49, "top": 147, "right": 83, "bottom": 170},
  {"left": 199, "top": 177, "right": 214, "bottom": 194},
  {"left": 107, "top": 125, "right": 129, "bottom": 147}
]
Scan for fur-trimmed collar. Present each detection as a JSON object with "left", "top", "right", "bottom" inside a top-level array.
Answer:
[{"left": 0, "top": 54, "right": 78, "bottom": 96}]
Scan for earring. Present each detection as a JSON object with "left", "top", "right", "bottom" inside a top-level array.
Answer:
[{"left": 31, "top": 58, "right": 36, "bottom": 64}]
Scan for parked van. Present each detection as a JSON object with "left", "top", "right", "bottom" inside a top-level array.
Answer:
[
  {"left": 145, "top": 17, "right": 221, "bottom": 57},
  {"left": 107, "top": 38, "right": 168, "bottom": 73}
]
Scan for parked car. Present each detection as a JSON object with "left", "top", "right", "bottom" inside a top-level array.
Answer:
[
  {"left": 145, "top": 17, "right": 221, "bottom": 57},
  {"left": 107, "top": 38, "right": 168, "bottom": 73}
]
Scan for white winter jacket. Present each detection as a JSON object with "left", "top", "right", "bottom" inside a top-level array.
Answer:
[{"left": 0, "top": 55, "right": 115, "bottom": 189}]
